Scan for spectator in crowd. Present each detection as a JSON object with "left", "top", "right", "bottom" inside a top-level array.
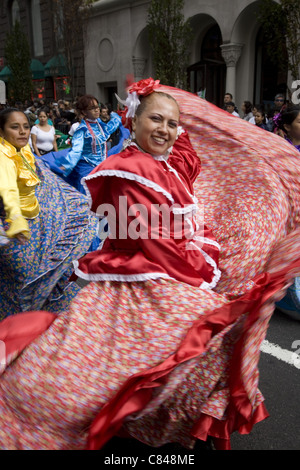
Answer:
[
  {"left": 241, "top": 100, "right": 253, "bottom": 121},
  {"left": 225, "top": 101, "right": 240, "bottom": 117},
  {"left": 24, "top": 102, "right": 38, "bottom": 128},
  {"left": 223, "top": 92, "right": 233, "bottom": 109},
  {"left": 267, "top": 93, "right": 287, "bottom": 132},
  {"left": 253, "top": 105, "right": 271, "bottom": 131},
  {"left": 223, "top": 92, "right": 239, "bottom": 114},
  {"left": 52, "top": 100, "right": 73, "bottom": 134},
  {"left": 100, "top": 103, "right": 122, "bottom": 150},
  {"left": 31, "top": 106, "right": 58, "bottom": 157}
]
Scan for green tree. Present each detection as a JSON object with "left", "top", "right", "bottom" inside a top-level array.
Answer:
[
  {"left": 4, "top": 21, "right": 32, "bottom": 103},
  {"left": 147, "top": 0, "right": 193, "bottom": 89},
  {"left": 257, "top": 0, "right": 300, "bottom": 82},
  {"left": 52, "top": 0, "right": 94, "bottom": 99}
]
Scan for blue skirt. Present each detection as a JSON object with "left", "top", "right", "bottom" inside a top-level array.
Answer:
[{"left": 0, "top": 159, "right": 98, "bottom": 319}]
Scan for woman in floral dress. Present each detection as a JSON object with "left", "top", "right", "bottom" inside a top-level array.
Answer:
[{"left": 0, "top": 80, "right": 299, "bottom": 451}]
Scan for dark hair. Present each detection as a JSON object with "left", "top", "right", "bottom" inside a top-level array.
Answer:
[
  {"left": 224, "top": 92, "right": 233, "bottom": 99},
  {"left": 135, "top": 91, "right": 180, "bottom": 117},
  {"left": 37, "top": 106, "right": 50, "bottom": 116},
  {"left": 254, "top": 105, "right": 267, "bottom": 123},
  {"left": 0, "top": 107, "right": 28, "bottom": 130},
  {"left": 225, "top": 101, "right": 235, "bottom": 107},
  {"left": 100, "top": 104, "right": 109, "bottom": 112},
  {"left": 243, "top": 101, "right": 252, "bottom": 114},
  {"left": 276, "top": 105, "right": 300, "bottom": 131},
  {"left": 105, "top": 103, "right": 113, "bottom": 113},
  {"left": 76, "top": 94, "right": 99, "bottom": 113}
]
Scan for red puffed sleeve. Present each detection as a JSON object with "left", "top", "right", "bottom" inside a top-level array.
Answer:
[
  {"left": 76, "top": 175, "right": 217, "bottom": 288},
  {"left": 169, "top": 129, "right": 201, "bottom": 190}
]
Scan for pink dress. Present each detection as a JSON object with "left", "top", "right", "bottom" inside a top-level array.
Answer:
[{"left": 0, "top": 85, "right": 299, "bottom": 451}]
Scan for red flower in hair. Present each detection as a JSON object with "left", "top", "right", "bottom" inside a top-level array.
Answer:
[{"left": 129, "top": 78, "right": 160, "bottom": 96}]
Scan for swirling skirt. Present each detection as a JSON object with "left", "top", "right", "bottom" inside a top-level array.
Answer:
[
  {"left": 0, "top": 87, "right": 300, "bottom": 450},
  {"left": 0, "top": 159, "right": 98, "bottom": 318}
]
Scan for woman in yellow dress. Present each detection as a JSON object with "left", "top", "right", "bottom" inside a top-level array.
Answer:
[
  {"left": 0, "top": 152, "right": 30, "bottom": 245},
  {"left": 0, "top": 108, "right": 98, "bottom": 318}
]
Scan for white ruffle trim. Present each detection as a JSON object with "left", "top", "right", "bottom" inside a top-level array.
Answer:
[
  {"left": 73, "top": 261, "right": 174, "bottom": 283},
  {"left": 187, "top": 240, "right": 222, "bottom": 290},
  {"left": 193, "top": 235, "right": 221, "bottom": 251},
  {"left": 83, "top": 169, "right": 175, "bottom": 206},
  {"left": 172, "top": 204, "right": 198, "bottom": 215},
  {"left": 82, "top": 169, "right": 199, "bottom": 216}
]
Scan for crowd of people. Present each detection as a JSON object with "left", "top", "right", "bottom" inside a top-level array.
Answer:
[
  {"left": 0, "top": 78, "right": 299, "bottom": 451},
  {"left": 2, "top": 97, "right": 126, "bottom": 154},
  {"left": 223, "top": 91, "right": 287, "bottom": 133}
]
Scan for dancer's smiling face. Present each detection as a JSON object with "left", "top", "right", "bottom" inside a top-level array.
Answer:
[{"left": 132, "top": 93, "right": 180, "bottom": 156}]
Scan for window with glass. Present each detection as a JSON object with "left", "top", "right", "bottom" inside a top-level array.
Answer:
[{"left": 31, "top": 0, "right": 44, "bottom": 56}]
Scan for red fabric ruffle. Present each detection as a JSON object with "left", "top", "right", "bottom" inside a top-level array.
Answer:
[
  {"left": 86, "top": 259, "right": 300, "bottom": 450},
  {"left": 0, "top": 311, "right": 56, "bottom": 363}
]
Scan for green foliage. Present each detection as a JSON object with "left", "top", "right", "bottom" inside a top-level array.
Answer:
[
  {"left": 147, "top": 0, "right": 193, "bottom": 89},
  {"left": 257, "top": 0, "right": 300, "bottom": 81},
  {"left": 4, "top": 21, "right": 33, "bottom": 102}
]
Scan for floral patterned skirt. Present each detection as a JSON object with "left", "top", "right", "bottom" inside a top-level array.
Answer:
[
  {"left": 0, "top": 276, "right": 267, "bottom": 450},
  {"left": 0, "top": 159, "right": 98, "bottom": 318},
  {"left": 0, "top": 86, "right": 300, "bottom": 450}
]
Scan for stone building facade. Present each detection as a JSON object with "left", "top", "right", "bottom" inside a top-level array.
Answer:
[
  {"left": 0, "top": 0, "right": 289, "bottom": 111},
  {"left": 0, "top": 0, "right": 86, "bottom": 103},
  {"left": 85, "top": 0, "right": 288, "bottom": 111}
]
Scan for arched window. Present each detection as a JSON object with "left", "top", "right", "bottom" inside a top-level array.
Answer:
[
  {"left": 201, "top": 24, "right": 224, "bottom": 63},
  {"left": 31, "top": 0, "right": 44, "bottom": 56},
  {"left": 188, "top": 24, "right": 225, "bottom": 107}
]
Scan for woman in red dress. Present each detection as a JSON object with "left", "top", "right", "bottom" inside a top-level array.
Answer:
[{"left": 0, "top": 79, "right": 299, "bottom": 451}]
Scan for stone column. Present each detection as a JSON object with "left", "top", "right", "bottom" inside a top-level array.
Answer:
[
  {"left": 220, "top": 43, "right": 243, "bottom": 101},
  {"left": 132, "top": 57, "right": 147, "bottom": 81}
]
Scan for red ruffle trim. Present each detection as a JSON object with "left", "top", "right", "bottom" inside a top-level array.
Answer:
[
  {"left": 86, "top": 259, "right": 300, "bottom": 450},
  {"left": 0, "top": 311, "right": 56, "bottom": 360},
  {"left": 0, "top": 260, "right": 298, "bottom": 451}
]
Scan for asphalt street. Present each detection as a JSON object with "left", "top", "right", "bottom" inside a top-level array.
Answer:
[{"left": 231, "top": 308, "right": 300, "bottom": 450}]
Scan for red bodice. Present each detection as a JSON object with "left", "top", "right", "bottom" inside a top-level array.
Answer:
[{"left": 74, "top": 131, "right": 220, "bottom": 288}]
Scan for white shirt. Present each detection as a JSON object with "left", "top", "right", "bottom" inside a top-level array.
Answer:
[{"left": 31, "top": 125, "right": 56, "bottom": 152}]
